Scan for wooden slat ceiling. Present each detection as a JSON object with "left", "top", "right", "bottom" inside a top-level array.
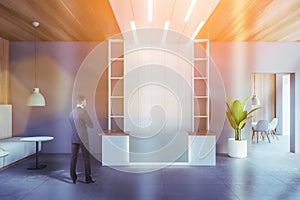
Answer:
[
  {"left": 0, "top": 0, "right": 300, "bottom": 42},
  {"left": 0, "top": 0, "right": 121, "bottom": 41},
  {"left": 197, "top": 0, "right": 300, "bottom": 41}
]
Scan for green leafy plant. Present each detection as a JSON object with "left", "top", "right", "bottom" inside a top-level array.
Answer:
[{"left": 226, "top": 97, "right": 260, "bottom": 140}]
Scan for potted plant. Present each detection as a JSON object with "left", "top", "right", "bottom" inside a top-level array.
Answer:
[{"left": 226, "top": 97, "right": 260, "bottom": 158}]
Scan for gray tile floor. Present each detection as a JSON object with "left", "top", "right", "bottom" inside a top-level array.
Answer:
[
  {"left": 250, "top": 135, "right": 290, "bottom": 153},
  {"left": 1, "top": 150, "right": 300, "bottom": 200}
]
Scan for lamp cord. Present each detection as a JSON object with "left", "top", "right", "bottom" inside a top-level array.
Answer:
[
  {"left": 253, "top": 74, "right": 256, "bottom": 95},
  {"left": 34, "top": 27, "right": 37, "bottom": 88},
  {"left": 2, "top": 38, "right": 4, "bottom": 101}
]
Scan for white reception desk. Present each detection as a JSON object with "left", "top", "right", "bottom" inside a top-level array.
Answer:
[{"left": 101, "top": 131, "right": 216, "bottom": 166}]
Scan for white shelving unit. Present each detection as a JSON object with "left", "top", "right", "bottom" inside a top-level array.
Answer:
[
  {"left": 108, "top": 39, "right": 209, "bottom": 132},
  {"left": 192, "top": 39, "right": 210, "bottom": 132},
  {"left": 108, "top": 39, "right": 124, "bottom": 131}
]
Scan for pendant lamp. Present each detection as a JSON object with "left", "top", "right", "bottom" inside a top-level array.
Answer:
[
  {"left": 27, "top": 21, "right": 46, "bottom": 106},
  {"left": 251, "top": 74, "right": 260, "bottom": 106}
]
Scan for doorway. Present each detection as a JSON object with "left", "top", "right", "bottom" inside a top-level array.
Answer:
[{"left": 251, "top": 73, "right": 293, "bottom": 152}]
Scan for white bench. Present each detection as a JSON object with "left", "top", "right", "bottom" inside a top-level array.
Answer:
[
  {"left": 0, "top": 137, "right": 40, "bottom": 168},
  {"left": 0, "top": 105, "right": 39, "bottom": 168}
]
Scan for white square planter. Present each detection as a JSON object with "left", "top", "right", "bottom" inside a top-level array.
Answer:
[{"left": 228, "top": 138, "right": 247, "bottom": 158}]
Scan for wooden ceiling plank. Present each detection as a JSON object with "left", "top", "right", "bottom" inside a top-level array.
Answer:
[
  {"left": 0, "top": 0, "right": 300, "bottom": 41},
  {"left": 0, "top": 0, "right": 121, "bottom": 41},
  {"left": 197, "top": 0, "right": 300, "bottom": 42}
]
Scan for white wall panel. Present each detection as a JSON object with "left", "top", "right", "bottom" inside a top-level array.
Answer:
[
  {"left": 124, "top": 42, "right": 192, "bottom": 134},
  {"left": 0, "top": 104, "right": 12, "bottom": 139}
]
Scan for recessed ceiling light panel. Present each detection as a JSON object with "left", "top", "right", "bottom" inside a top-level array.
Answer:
[
  {"left": 148, "top": 0, "right": 153, "bottom": 22},
  {"left": 184, "top": 0, "right": 197, "bottom": 22}
]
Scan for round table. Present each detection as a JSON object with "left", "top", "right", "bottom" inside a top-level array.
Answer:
[{"left": 21, "top": 136, "right": 54, "bottom": 170}]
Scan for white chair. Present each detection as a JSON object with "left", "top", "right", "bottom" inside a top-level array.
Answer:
[
  {"left": 252, "top": 120, "right": 270, "bottom": 143},
  {"left": 269, "top": 118, "right": 279, "bottom": 140}
]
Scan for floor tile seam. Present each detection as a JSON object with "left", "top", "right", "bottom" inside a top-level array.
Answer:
[
  {"left": 224, "top": 184, "right": 300, "bottom": 198},
  {"left": 211, "top": 167, "right": 229, "bottom": 184},
  {"left": 244, "top": 158, "right": 288, "bottom": 184},
  {"left": 233, "top": 183, "right": 298, "bottom": 187},
  {"left": 210, "top": 167, "right": 244, "bottom": 200},
  {"left": 221, "top": 183, "right": 242, "bottom": 200},
  {"left": 159, "top": 169, "right": 170, "bottom": 200},
  {"left": 162, "top": 182, "right": 227, "bottom": 187},
  {"left": 17, "top": 177, "right": 50, "bottom": 200},
  {"left": 160, "top": 169, "right": 216, "bottom": 175},
  {"left": 224, "top": 183, "right": 300, "bottom": 199},
  {"left": 247, "top": 152, "right": 299, "bottom": 165},
  {"left": 287, "top": 183, "right": 300, "bottom": 192},
  {"left": 211, "top": 169, "right": 289, "bottom": 183},
  {"left": 105, "top": 182, "right": 166, "bottom": 186},
  {"left": 215, "top": 160, "right": 262, "bottom": 199},
  {"left": 265, "top": 174, "right": 292, "bottom": 184},
  {"left": 161, "top": 182, "right": 242, "bottom": 200},
  {"left": 218, "top": 180, "right": 286, "bottom": 200}
]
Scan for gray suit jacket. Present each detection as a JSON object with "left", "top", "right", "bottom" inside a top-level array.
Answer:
[{"left": 69, "top": 107, "right": 94, "bottom": 144}]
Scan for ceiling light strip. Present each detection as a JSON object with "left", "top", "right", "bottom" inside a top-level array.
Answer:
[
  {"left": 184, "top": 0, "right": 197, "bottom": 22},
  {"left": 164, "top": 21, "right": 170, "bottom": 30},
  {"left": 130, "top": 20, "right": 138, "bottom": 43},
  {"left": 162, "top": 21, "right": 170, "bottom": 43},
  {"left": 191, "top": 21, "right": 205, "bottom": 40},
  {"left": 130, "top": 20, "right": 136, "bottom": 30},
  {"left": 148, "top": 0, "right": 153, "bottom": 21}
]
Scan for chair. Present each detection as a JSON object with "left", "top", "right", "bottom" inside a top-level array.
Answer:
[
  {"left": 252, "top": 120, "right": 270, "bottom": 143},
  {"left": 269, "top": 118, "right": 279, "bottom": 140}
]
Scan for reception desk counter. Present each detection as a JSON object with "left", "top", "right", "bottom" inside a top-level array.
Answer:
[
  {"left": 101, "top": 131, "right": 129, "bottom": 166},
  {"left": 101, "top": 131, "right": 216, "bottom": 166}
]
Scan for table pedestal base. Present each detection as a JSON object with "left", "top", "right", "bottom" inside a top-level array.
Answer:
[{"left": 27, "top": 164, "right": 47, "bottom": 170}]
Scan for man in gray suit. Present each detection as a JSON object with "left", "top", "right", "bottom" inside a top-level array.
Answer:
[{"left": 69, "top": 95, "right": 95, "bottom": 184}]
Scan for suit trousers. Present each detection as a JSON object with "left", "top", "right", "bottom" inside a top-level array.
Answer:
[{"left": 70, "top": 143, "right": 92, "bottom": 181}]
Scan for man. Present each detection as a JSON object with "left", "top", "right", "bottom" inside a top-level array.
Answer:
[{"left": 69, "top": 95, "right": 95, "bottom": 184}]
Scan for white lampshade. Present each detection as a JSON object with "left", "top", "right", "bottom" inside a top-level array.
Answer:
[
  {"left": 251, "top": 94, "right": 260, "bottom": 106},
  {"left": 27, "top": 88, "right": 46, "bottom": 106}
]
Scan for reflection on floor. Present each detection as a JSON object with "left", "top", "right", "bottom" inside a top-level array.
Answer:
[
  {"left": 0, "top": 151, "right": 300, "bottom": 200},
  {"left": 250, "top": 135, "right": 290, "bottom": 153}
]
